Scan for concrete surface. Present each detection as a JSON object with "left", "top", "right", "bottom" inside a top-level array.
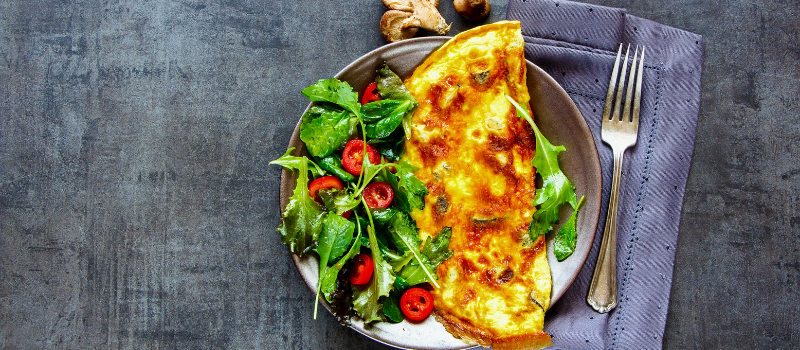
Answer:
[{"left": 0, "top": 0, "right": 798, "bottom": 349}]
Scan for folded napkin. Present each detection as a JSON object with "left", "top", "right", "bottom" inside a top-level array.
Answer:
[{"left": 505, "top": 1, "right": 704, "bottom": 349}]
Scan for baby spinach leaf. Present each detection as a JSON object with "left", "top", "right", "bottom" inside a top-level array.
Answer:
[
  {"left": 382, "top": 296, "right": 404, "bottom": 323},
  {"left": 506, "top": 95, "right": 579, "bottom": 240},
  {"left": 300, "top": 106, "right": 358, "bottom": 158},
  {"left": 362, "top": 100, "right": 413, "bottom": 139},
  {"left": 554, "top": 196, "right": 585, "bottom": 261},
  {"left": 375, "top": 63, "right": 418, "bottom": 138},
  {"left": 361, "top": 100, "right": 404, "bottom": 122},
  {"left": 302, "top": 78, "right": 361, "bottom": 117},
  {"left": 317, "top": 211, "right": 356, "bottom": 266},
  {"left": 369, "top": 129, "right": 406, "bottom": 161},
  {"left": 313, "top": 211, "right": 355, "bottom": 318},
  {"left": 320, "top": 231, "right": 362, "bottom": 302},
  {"left": 272, "top": 156, "right": 326, "bottom": 256},
  {"left": 316, "top": 154, "right": 356, "bottom": 182}
]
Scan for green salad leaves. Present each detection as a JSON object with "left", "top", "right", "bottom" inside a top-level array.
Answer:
[
  {"left": 506, "top": 95, "right": 583, "bottom": 260},
  {"left": 272, "top": 65, "right": 452, "bottom": 324}
]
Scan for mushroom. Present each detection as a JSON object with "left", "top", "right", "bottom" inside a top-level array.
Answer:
[
  {"left": 453, "top": 0, "right": 491, "bottom": 21},
  {"left": 380, "top": 0, "right": 451, "bottom": 42}
]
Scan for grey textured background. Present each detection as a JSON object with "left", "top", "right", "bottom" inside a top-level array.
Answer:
[{"left": 0, "top": 0, "right": 798, "bottom": 349}]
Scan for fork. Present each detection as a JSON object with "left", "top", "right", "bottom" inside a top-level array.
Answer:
[{"left": 587, "top": 44, "right": 645, "bottom": 313}]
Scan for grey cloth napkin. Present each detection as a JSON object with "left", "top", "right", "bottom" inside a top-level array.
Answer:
[{"left": 506, "top": 0, "right": 704, "bottom": 349}]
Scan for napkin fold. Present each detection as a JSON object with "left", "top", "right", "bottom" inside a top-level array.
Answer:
[{"left": 506, "top": 1, "right": 704, "bottom": 349}]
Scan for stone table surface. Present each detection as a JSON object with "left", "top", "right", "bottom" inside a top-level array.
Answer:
[{"left": 1, "top": 0, "right": 798, "bottom": 349}]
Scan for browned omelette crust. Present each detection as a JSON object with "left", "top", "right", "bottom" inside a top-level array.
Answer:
[{"left": 402, "top": 22, "right": 552, "bottom": 349}]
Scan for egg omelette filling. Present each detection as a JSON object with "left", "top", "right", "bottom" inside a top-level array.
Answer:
[{"left": 401, "top": 21, "right": 552, "bottom": 349}]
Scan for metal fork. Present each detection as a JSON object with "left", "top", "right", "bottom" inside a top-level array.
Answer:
[{"left": 587, "top": 44, "right": 645, "bottom": 313}]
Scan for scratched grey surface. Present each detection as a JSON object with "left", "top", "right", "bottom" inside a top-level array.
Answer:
[{"left": 0, "top": 0, "right": 798, "bottom": 349}]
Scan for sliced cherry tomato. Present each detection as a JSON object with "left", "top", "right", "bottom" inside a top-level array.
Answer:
[
  {"left": 363, "top": 182, "right": 394, "bottom": 208},
  {"left": 349, "top": 253, "right": 374, "bottom": 285},
  {"left": 308, "top": 176, "right": 343, "bottom": 203},
  {"left": 400, "top": 288, "right": 434, "bottom": 322},
  {"left": 341, "top": 139, "right": 380, "bottom": 176},
  {"left": 362, "top": 82, "right": 380, "bottom": 105}
]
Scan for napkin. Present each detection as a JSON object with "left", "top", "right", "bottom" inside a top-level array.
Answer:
[{"left": 506, "top": 0, "right": 704, "bottom": 349}]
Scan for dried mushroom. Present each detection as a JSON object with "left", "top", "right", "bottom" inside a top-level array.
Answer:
[{"left": 380, "top": 0, "right": 451, "bottom": 42}]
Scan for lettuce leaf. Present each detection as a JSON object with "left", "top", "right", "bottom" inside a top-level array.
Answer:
[
  {"left": 352, "top": 225, "right": 395, "bottom": 323},
  {"left": 271, "top": 155, "right": 326, "bottom": 256}
]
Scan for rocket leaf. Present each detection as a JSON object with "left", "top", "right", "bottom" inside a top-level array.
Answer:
[
  {"left": 554, "top": 196, "right": 585, "bottom": 261},
  {"left": 505, "top": 95, "right": 579, "bottom": 240}
]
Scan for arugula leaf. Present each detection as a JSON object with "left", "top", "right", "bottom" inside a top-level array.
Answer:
[
  {"left": 385, "top": 212, "right": 439, "bottom": 287},
  {"left": 320, "top": 231, "right": 362, "bottom": 302},
  {"left": 352, "top": 225, "right": 395, "bottom": 323},
  {"left": 398, "top": 226, "right": 453, "bottom": 285},
  {"left": 420, "top": 226, "right": 454, "bottom": 266},
  {"left": 300, "top": 105, "right": 358, "bottom": 158},
  {"left": 273, "top": 156, "right": 326, "bottom": 256},
  {"left": 269, "top": 148, "right": 324, "bottom": 177},
  {"left": 314, "top": 211, "right": 356, "bottom": 318},
  {"left": 382, "top": 161, "right": 428, "bottom": 213},
  {"left": 506, "top": 95, "right": 579, "bottom": 240},
  {"left": 554, "top": 196, "right": 585, "bottom": 261},
  {"left": 302, "top": 78, "right": 361, "bottom": 117}
]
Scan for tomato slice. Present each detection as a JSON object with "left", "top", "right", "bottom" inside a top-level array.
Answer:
[
  {"left": 362, "top": 82, "right": 380, "bottom": 105},
  {"left": 363, "top": 182, "right": 394, "bottom": 208},
  {"left": 341, "top": 139, "right": 380, "bottom": 176},
  {"left": 400, "top": 288, "right": 434, "bottom": 322},
  {"left": 349, "top": 253, "right": 374, "bottom": 285},
  {"left": 308, "top": 176, "right": 343, "bottom": 202}
]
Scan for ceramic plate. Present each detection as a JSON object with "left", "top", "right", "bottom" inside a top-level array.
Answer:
[{"left": 278, "top": 37, "right": 602, "bottom": 350}]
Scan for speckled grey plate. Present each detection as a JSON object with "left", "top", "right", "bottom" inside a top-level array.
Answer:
[{"left": 278, "top": 37, "right": 602, "bottom": 350}]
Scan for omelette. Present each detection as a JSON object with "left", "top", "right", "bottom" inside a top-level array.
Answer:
[{"left": 402, "top": 21, "right": 553, "bottom": 349}]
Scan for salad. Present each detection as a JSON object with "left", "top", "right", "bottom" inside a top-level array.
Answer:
[{"left": 271, "top": 63, "right": 453, "bottom": 324}]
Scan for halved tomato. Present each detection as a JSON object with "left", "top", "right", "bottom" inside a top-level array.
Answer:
[
  {"left": 341, "top": 139, "right": 380, "bottom": 176},
  {"left": 363, "top": 182, "right": 393, "bottom": 208}
]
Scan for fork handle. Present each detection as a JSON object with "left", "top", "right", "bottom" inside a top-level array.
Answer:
[{"left": 587, "top": 147, "right": 625, "bottom": 313}]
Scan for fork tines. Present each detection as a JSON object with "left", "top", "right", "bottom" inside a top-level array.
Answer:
[{"left": 603, "top": 44, "right": 646, "bottom": 124}]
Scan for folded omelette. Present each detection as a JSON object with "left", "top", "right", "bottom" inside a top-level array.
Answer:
[{"left": 402, "top": 21, "right": 552, "bottom": 349}]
